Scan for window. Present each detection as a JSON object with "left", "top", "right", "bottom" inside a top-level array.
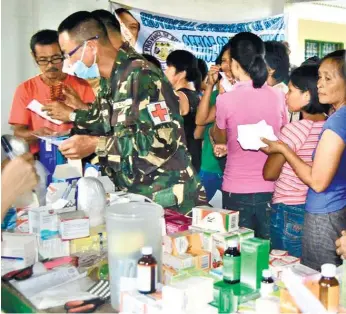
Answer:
[{"left": 305, "top": 40, "right": 344, "bottom": 60}]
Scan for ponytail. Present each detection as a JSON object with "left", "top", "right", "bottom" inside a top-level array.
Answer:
[{"left": 248, "top": 55, "right": 268, "bottom": 88}]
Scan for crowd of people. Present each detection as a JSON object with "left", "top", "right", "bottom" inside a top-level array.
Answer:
[{"left": 2, "top": 9, "right": 345, "bottom": 272}]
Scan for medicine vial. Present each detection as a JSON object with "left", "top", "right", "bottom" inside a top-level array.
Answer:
[
  {"left": 319, "top": 263, "right": 339, "bottom": 314},
  {"left": 260, "top": 269, "right": 274, "bottom": 297},
  {"left": 137, "top": 246, "right": 157, "bottom": 294},
  {"left": 223, "top": 240, "right": 241, "bottom": 284}
]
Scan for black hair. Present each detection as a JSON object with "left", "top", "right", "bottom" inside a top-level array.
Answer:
[
  {"left": 142, "top": 54, "right": 162, "bottom": 70},
  {"left": 301, "top": 56, "right": 320, "bottom": 66},
  {"left": 114, "top": 8, "right": 140, "bottom": 30},
  {"left": 197, "top": 59, "right": 208, "bottom": 81},
  {"left": 290, "top": 65, "right": 330, "bottom": 114},
  {"left": 166, "top": 50, "right": 201, "bottom": 84},
  {"left": 321, "top": 49, "right": 346, "bottom": 83},
  {"left": 229, "top": 32, "right": 267, "bottom": 88},
  {"left": 264, "top": 41, "right": 289, "bottom": 84},
  {"left": 58, "top": 11, "right": 108, "bottom": 43},
  {"left": 215, "top": 43, "right": 231, "bottom": 65},
  {"left": 30, "top": 29, "right": 60, "bottom": 55},
  {"left": 91, "top": 9, "right": 121, "bottom": 34}
]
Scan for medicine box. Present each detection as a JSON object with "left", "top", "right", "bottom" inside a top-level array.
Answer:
[
  {"left": 37, "top": 236, "right": 70, "bottom": 259},
  {"left": 163, "top": 230, "right": 203, "bottom": 255},
  {"left": 192, "top": 206, "right": 239, "bottom": 233},
  {"left": 188, "top": 225, "right": 218, "bottom": 252},
  {"left": 166, "top": 215, "right": 192, "bottom": 234},
  {"left": 163, "top": 253, "right": 194, "bottom": 271},
  {"left": 28, "top": 205, "right": 76, "bottom": 240},
  {"left": 59, "top": 211, "right": 90, "bottom": 240},
  {"left": 240, "top": 238, "right": 270, "bottom": 290}
]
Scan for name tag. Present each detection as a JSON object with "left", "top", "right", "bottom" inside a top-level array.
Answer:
[{"left": 112, "top": 98, "right": 132, "bottom": 110}]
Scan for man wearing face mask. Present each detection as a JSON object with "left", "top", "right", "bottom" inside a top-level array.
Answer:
[
  {"left": 9, "top": 29, "right": 95, "bottom": 155},
  {"left": 43, "top": 11, "right": 207, "bottom": 213}
]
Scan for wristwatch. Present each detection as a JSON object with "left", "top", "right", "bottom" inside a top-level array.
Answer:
[
  {"left": 69, "top": 111, "right": 77, "bottom": 122},
  {"left": 96, "top": 136, "right": 108, "bottom": 157}
]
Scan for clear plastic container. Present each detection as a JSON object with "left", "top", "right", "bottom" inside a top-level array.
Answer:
[{"left": 105, "top": 201, "right": 163, "bottom": 311}]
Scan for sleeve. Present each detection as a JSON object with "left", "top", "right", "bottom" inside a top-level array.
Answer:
[
  {"left": 326, "top": 109, "right": 346, "bottom": 143},
  {"left": 215, "top": 93, "right": 230, "bottom": 130},
  {"left": 278, "top": 123, "right": 303, "bottom": 152},
  {"left": 104, "top": 68, "right": 181, "bottom": 175},
  {"left": 8, "top": 83, "right": 31, "bottom": 126}
]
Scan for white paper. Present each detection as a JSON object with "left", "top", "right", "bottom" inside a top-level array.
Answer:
[
  {"left": 208, "top": 190, "right": 223, "bottom": 208},
  {"left": 11, "top": 266, "right": 81, "bottom": 299},
  {"left": 237, "top": 120, "right": 278, "bottom": 151},
  {"left": 219, "top": 72, "right": 234, "bottom": 92},
  {"left": 27, "top": 99, "right": 63, "bottom": 125}
]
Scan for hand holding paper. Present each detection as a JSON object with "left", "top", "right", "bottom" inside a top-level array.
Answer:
[
  {"left": 237, "top": 120, "right": 278, "bottom": 151},
  {"left": 27, "top": 100, "right": 63, "bottom": 125}
]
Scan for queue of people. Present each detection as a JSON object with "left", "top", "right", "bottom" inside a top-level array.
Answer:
[{"left": 1, "top": 8, "right": 345, "bottom": 272}]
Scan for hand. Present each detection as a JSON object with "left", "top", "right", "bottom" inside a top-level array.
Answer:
[
  {"left": 335, "top": 231, "right": 346, "bottom": 259},
  {"left": 214, "top": 144, "right": 228, "bottom": 157},
  {"left": 63, "top": 85, "right": 89, "bottom": 110},
  {"left": 1, "top": 153, "right": 39, "bottom": 212},
  {"left": 260, "top": 138, "right": 287, "bottom": 155},
  {"left": 59, "top": 135, "right": 98, "bottom": 159},
  {"left": 42, "top": 101, "right": 73, "bottom": 122},
  {"left": 32, "top": 127, "right": 57, "bottom": 137},
  {"left": 207, "top": 65, "right": 221, "bottom": 87}
]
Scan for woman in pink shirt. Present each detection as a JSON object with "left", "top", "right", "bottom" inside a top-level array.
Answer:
[{"left": 212, "top": 32, "right": 286, "bottom": 239}]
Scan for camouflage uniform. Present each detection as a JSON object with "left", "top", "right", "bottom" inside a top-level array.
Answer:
[{"left": 74, "top": 42, "right": 207, "bottom": 213}]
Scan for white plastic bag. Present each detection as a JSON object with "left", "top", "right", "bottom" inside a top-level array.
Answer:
[{"left": 77, "top": 177, "right": 106, "bottom": 227}]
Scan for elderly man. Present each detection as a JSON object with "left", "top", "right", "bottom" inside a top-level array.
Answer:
[{"left": 44, "top": 11, "right": 207, "bottom": 213}]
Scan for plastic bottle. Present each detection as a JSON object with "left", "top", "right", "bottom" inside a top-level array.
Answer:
[
  {"left": 319, "top": 263, "right": 339, "bottom": 314},
  {"left": 137, "top": 247, "right": 157, "bottom": 294},
  {"left": 223, "top": 240, "right": 241, "bottom": 284},
  {"left": 260, "top": 269, "right": 274, "bottom": 297}
]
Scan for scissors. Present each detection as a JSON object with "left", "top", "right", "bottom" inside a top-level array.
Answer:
[{"left": 64, "top": 297, "right": 107, "bottom": 313}]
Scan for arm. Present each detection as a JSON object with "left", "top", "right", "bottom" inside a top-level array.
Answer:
[
  {"left": 13, "top": 125, "right": 56, "bottom": 143},
  {"left": 196, "top": 85, "right": 214, "bottom": 125},
  {"left": 177, "top": 91, "right": 190, "bottom": 116},
  {"left": 194, "top": 125, "right": 205, "bottom": 140},
  {"left": 211, "top": 123, "right": 227, "bottom": 144},
  {"left": 263, "top": 154, "right": 286, "bottom": 181},
  {"left": 262, "top": 129, "right": 345, "bottom": 193},
  {"left": 211, "top": 94, "right": 228, "bottom": 144}
]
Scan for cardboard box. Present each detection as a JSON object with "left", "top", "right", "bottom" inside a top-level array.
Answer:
[
  {"left": 166, "top": 215, "right": 192, "bottom": 234},
  {"left": 52, "top": 163, "right": 82, "bottom": 184},
  {"left": 59, "top": 211, "right": 89, "bottom": 240},
  {"left": 46, "top": 182, "right": 76, "bottom": 207},
  {"left": 162, "top": 265, "right": 178, "bottom": 285},
  {"left": 190, "top": 250, "right": 211, "bottom": 270},
  {"left": 28, "top": 205, "right": 76, "bottom": 240},
  {"left": 269, "top": 255, "right": 301, "bottom": 279},
  {"left": 70, "top": 225, "right": 107, "bottom": 254},
  {"left": 163, "top": 253, "right": 195, "bottom": 270},
  {"left": 120, "top": 290, "right": 162, "bottom": 314},
  {"left": 192, "top": 206, "right": 239, "bottom": 233},
  {"left": 163, "top": 230, "right": 203, "bottom": 255},
  {"left": 240, "top": 238, "right": 270, "bottom": 290},
  {"left": 270, "top": 250, "right": 288, "bottom": 259},
  {"left": 188, "top": 225, "right": 218, "bottom": 252},
  {"left": 37, "top": 236, "right": 70, "bottom": 259}
]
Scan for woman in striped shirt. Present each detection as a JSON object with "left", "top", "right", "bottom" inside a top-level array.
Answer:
[{"left": 263, "top": 65, "right": 329, "bottom": 257}]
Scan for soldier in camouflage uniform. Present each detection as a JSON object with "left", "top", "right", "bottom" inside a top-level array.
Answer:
[{"left": 44, "top": 11, "right": 207, "bottom": 214}]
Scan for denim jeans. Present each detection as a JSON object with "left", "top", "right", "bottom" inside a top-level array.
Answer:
[
  {"left": 270, "top": 203, "right": 305, "bottom": 258},
  {"left": 199, "top": 170, "right": 223, "bottom": 202},
  {"left": 222, "top": 191, "right": 273, "bottom": 239}
]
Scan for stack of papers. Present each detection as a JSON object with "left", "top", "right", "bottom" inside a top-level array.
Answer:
[{"left": 237, "top": 120, "right": 278, "bottom": 151}]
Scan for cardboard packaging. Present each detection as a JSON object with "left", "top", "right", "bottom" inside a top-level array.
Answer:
[
  {"left": 269, "top": 255, "right": 301, "bottom": 279},
  {"left": 46, "top": 182, "right": 76, "bottom": 207},
  {"left": 163, "top": 253, "right": 195, "bottom": 271},
  {"left": 270, "top": 250, "right": 288, "bottom": 259},
  {"left": 192, "top": 206, "right": 239, "bottom": 233},
  {"left": 37, "top": 236, "right": 70, "bottom": 259},
  {"left": 28, "top": 205, "right": 76, "bottom": 240},
  {"left": 165, "top": 215, "right": 192, "bottom": 234},
  {"left": 59, "top": 211, "right": 89, "bottom": 240},
  {"left": 211, "top": 281, "right": 238, "bottom": 313},
  {"left": 70, "top": 225, "right": 107, "bottom": 254},
  {"left": 52, "top": 163, "right": 82, "bottom": 184},
  {"left": 1, "top": 233, "right": 37, "bottom": 275},
  {"left": 190, "top": 250, "right": 211, "bottom": 270},
  {"left": 120, "top": 290, "right": 162, "bottom": 314},
  {"left": 163, "top": 230, "right": 203, "bottom": 255},
  {"left": 188, "top": 225, "right": 218, "bottom": 252},
  {"left": 240, "top": 238, "right": 270, "bottom": 290}
]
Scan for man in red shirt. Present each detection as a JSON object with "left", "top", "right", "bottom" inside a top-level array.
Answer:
[{"left": 9, "top": 29, "right": 95, "bottom": 154}]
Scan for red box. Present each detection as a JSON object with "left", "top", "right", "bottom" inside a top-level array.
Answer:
[{"left": 165, "top": 215, "right": 192, "bottom": 234}]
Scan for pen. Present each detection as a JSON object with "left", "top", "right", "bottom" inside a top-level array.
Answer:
[{"left": 1, "top": 136, "right": 16, "bottom": 160}]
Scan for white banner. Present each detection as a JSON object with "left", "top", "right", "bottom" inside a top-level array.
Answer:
[{"left": 111, "top": 4, "right": 286, "bottom": 68}]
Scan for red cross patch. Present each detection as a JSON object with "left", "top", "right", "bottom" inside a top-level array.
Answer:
[{"left": 147, "top": 101, "right": 171, "bottom": 125}]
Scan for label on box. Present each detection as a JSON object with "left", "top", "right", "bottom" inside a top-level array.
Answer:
[{"left": 60, "top": 218, "right": 89, "bottom": 240}]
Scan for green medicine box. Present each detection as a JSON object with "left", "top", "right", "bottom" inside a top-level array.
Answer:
[{"left": 240, "top": 238, "right": 270, "bottom": 290}]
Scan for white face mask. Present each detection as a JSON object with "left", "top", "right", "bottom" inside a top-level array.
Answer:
[{"left": 71, "top": 42, "right": 100, "bottom": 79}]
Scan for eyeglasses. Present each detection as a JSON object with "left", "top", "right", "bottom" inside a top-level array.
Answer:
[
  {"left": 64, "top": 35, "right": 99, "bottom": 59},
  {"left": 36, "top": 57, "right": 64, "bottom": 66}
]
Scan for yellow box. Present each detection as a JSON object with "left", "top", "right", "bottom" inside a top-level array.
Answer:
[
  {"left": 70, "top": 225, "right": 107, "bottom": 254},
  {"left": 163, "top": 230, "right": 203, "bottom": 256},
  {"left": 190, "top": 249, "right": 211, "bottom": 270}
]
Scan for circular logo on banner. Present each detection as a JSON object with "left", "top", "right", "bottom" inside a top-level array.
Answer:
[{"left": 143, "top": 31, "right": 180, "bottom": 68}]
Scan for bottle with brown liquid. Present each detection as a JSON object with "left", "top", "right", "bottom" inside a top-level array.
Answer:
[
  {"left": 137, "top": 247, "right": 157, "bottom": 294},
  {"left": 319, "top": 263, "right": 339, "bottom": 314}
]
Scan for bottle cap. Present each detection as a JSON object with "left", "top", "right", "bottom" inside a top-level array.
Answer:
[
  {"left": 321, "top": 263, "right": 336, "bottom": 277},
  {"left": 142, "top": 246, "right": 153, "bottom": 255},
  {"left": 229, "top": 240, "right": 238, "bottom": 248},
  {"left": 262, "top": 269, "right": 272, "bottom": 278}
]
